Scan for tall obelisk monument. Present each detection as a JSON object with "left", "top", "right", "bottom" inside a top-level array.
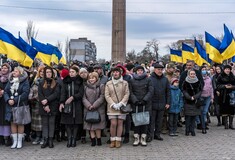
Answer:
[{"left": 112, "top": 0, "right": 126, "bottom": 62}]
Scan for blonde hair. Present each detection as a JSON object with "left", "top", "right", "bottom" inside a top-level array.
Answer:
[
  {"left": 88, "top": 72, "right": 99, "bottom": 81},
  {"left": 14, "top": 66, "right": 24, "bottom": 75}
]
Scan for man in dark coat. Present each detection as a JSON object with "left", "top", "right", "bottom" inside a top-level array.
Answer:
[
  {"left": 148, "top": 64, "right": 171, "bottom": 142},
  {"left": 179, "top": 60, "right": 204, "bottom": 91}
]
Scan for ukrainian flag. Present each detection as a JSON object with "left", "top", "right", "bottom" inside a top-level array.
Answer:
[
  {"left": 0, "top": 28, "right": 35, "bottom": 67},
  {"left": 32, "top": 38, "right": 54, "bottom": 66},
  {"left": 170, "top": 49, "right": 182, "bottom": 63},
  {"left": 205, "top": 31, "right": 223, "bottom": 64},
  {"left": 220, "top": 24, "right": 235, "bottom": 61},
  {"left": 194, "top": 39, "right": 210, "bottom": 66},
  {"left": 47, "top": 43, "right": 66, "bottom": 65},
  {"left": 182, "top": 43, "right": 194, "bottom": 64},
  {"left": 19, "top": 36, "right": 37, "bottom": 67}
]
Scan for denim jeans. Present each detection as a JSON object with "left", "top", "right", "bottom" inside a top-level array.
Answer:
[
  {"left": 201, "top": 97, "right": 211, "bottom": 129},
  {"left": 168, "top": 113, "right": 179, "bottom": 134}
]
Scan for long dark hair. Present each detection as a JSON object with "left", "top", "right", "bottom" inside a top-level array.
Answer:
[{"left": 43, "top": 66, "right": 56, "bottom": 89}]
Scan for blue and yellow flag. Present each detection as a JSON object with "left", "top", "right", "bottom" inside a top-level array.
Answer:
[
  {"left": 0, "top": 28, "right": 36, "bottom": 67},
  {"left": 205, "top": 31, "right": 223, "bottom": 64},
  {"left": 31, "top": 38, "right": 54, "bottom": 66},
  {"left": 220, "top": 24, "right": 235, "bottom": 61},
  {"left": 194, "top": 39, "right": 210, "bottom": 66},
  {"left": 47, "top": 43, "right": 66, "bottom": 65},
  {"left": 19, "top": 36, "right": 37, "bottom": 67},
  {"left": 170, "top": 49, "right": 182, "bottom": 63},
  {"left": 182, "top": 43, "right": 194, "bottom": 63}
]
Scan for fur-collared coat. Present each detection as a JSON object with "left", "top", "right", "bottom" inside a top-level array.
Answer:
[{"left": 105, "top": 77, "right": 130, "bottom": 116}]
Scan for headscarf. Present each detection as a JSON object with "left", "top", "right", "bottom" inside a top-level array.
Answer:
[{"left": 185, "top": 70, "right": 198, "bottom": 83}]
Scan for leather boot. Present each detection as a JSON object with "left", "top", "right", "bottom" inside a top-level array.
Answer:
[
  {"left": 140, "top": 134, "right": 147, "bottom": 146},
  {"left": 115, "top": 137, "right": 122, "bottom": 148},
  {"left": 123, "top": 133, "right": 129, "bottom": 144},
  {"left": 0, "top": 136, "right": 4, "bottom": 145},
  {"left": 229, "top": 116, "right": 235, "bottom": 130},
  {"left": 16, "top": 134, "right": 24, "bottom": 149},
  {"left": 109, "top": 137, "right": 116, "bottom": 148},
  {"left": 5, "top": 136, "right": 12, "bottom": 147},
  {"left": 41, "top": 138, "right": 48, "bottom": 149},
  {"left": 97, "top": 138, "right": 102, "bottom": 146},
  {"left": 71, "top": 137, "right": 76, "bottom": 147},
  {"left": 133, "top": 134, "right": 140, "bottom": 146},
  {"left": 202, "top": 129, "right": 207, "bottom": 134},
  {"left": 67, "top": 137, "right": 72, "bottom": 148},
  {"left": 11, "top": 134, "right": 18, "bottom": 149},
  {"left": 224, "top": 116, "right": 229, "bottom": 129},
  {"left": 91, "top": 138, "right": 96, "bottom": 147},
  {"left": 48, "top": 137, "right": 54, "bottom": 148}
]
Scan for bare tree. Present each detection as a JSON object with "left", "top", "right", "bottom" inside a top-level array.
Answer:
[
  {"left": 56, "top": 41, "right": 63, "bottom": 52},
  {"left": 126, "top": 49, "right": 137, "bottom": 61},
  {"left": 64, "top": 37, "right": 70, "bottom": 64},
  {"left": 146, "top": 39, "right": 160, "bottom": 61},
  {"left": 26, "top": 20, "right": 38, "bottom": 44}
]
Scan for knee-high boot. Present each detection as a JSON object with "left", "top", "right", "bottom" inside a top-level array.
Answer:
[{"left": 229, "top": 116, "right": 235, "bottom": 130}]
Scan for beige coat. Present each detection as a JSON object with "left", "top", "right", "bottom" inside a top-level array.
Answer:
[{"left": 105, "top": 78, "right": 130, "bottom": 115}]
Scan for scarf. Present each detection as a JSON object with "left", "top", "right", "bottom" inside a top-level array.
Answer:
[
  {"left": 133, "top": 73, "right": 147, "bottom": 80},
  {"left": 10, "top": 77, "right": 20, "bottom": 97},
  {"left": 0, "top": 71, "right": 9, "bottom": 83},
  {"left": 112, "top": 76, "right": 123, "bottom": 85},
  {"left": 185, "top": 75, "right": 198, "bottom": 83}
]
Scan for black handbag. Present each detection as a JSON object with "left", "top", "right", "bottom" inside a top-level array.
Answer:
[
  {"left": 112, "top": 83, "right": 132, "bottom": 113},
  {"left": 195, "top": 98, "right": 205, "bottom": 108},
  {"left": 63, "top": 84, "right": 72, "bottom": 114},
  {"left": 85, "top": 110, "right": 101, "bottom": 123}
]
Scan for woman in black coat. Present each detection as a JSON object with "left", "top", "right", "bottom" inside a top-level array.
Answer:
[
  {"left": 182, "top": 69, "right": 202, "bottom": 136},
  {"left": 216, "top": 65, "right": 235, "bottom": 129},
  {"left": 212, "top": 65, "right": 222, "bottom": 126},
  {"left": 59, "top": 66, "right": 84, "bottom": 148},
  {"left": 129, "top": 66, "right": 153, "bottom": 146},
  {"left": 38, "top": 66, "right": 60, "bottom": 148}
]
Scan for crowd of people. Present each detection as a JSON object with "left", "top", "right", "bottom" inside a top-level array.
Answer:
[{"left": 0, "top": 59, "right": 234, "bottom": 149}]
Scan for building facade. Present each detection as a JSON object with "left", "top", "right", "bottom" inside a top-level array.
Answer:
[{"left": 69, "top": 38, "right": 97, "bottom": 62}]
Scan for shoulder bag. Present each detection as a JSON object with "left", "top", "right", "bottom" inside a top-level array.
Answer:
[
  {"left": 12, "top": 96, "right": 31, "bottom": 125},
  {"left": 63, "top": 84, "right": 72, "bottom": 114},
  {"left": 112, "top": 82, "right": 132, "bottom": 113}
]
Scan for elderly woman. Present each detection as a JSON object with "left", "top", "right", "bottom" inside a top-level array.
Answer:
[
  {"left": 0, "top": 63, "right": 12, "bottom": 146},
  {"left": 105, "top": 67, "right": 130, "bottom": 148},
  {"left": 83, "top": 72, "right": 106, "bottom": 146},
  {"left": 4, "top": 66, "right": 30, "bottom": 149},
  {"left": 182, "top": 69, "right": 203, "bottom": 136},
  {"left": 129, "top": 66, "right": 153, "bottom": 146},
  {"left": 217, "top": 65, "right": 235, "bottom": 129}
]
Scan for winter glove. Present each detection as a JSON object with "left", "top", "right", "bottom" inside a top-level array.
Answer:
[
  {"left": 116, "top": 103, "right": 123, "bottom": 110},
  {"left": 134, "top": 101, "right": 139, "bottom": 106},
  {"left": 112, "top": 104, "right": 120, "bottom": 110}
]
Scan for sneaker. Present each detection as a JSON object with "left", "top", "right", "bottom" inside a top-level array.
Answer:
[
  {"left": 173, "top": 133, "right": 178, "bottom": 136},
  {"left": 169, "top": 133, "right": 174, "bottom": 136},
  {"left": 32, "top": 137, "right": 41, "bottom": 145},
  {"left": 40, "top": 139, "right": 44, "bottom": 145}
]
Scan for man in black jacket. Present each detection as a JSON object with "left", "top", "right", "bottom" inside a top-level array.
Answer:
[
  {"left": 179, "top": 60, "right": 204, "bottom": 91},
  {"left": 148, "top": 64, "right": 171, "bottom": 142}
]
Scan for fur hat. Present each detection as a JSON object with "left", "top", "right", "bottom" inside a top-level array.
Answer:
[{"left": 224, "top": 64, "right": 232, "bottom": 70}]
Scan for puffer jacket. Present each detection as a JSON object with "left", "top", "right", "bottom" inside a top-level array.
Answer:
[{"left": 201, "top": 75, "right": 214, "bottom": 99}]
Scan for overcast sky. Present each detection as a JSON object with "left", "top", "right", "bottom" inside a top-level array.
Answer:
[{"left": 0, "top": 0, "right": 235, "bottom": 60}]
